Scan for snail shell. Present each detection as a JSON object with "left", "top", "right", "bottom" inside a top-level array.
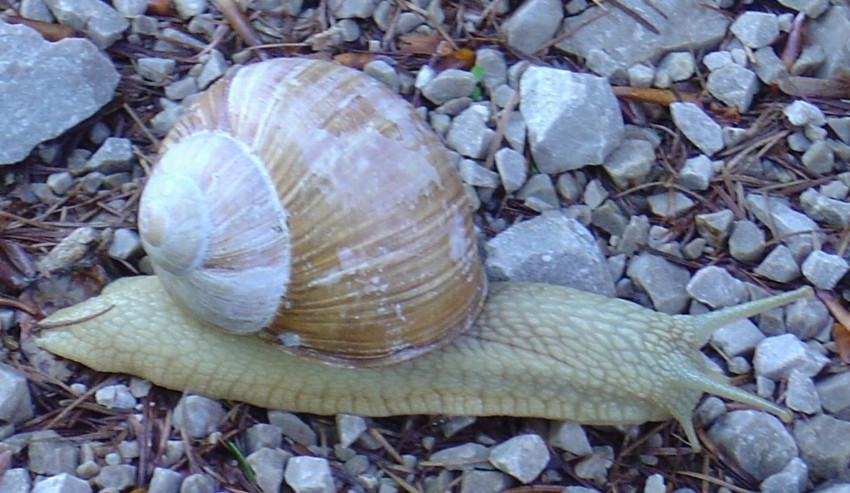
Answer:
[{"left": 138, "top": 58, "right": 487, "bottom": 366}]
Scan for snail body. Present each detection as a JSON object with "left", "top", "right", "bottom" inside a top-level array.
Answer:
[{"left": 37, "top": 58, "right": 810, "bottom": 451}]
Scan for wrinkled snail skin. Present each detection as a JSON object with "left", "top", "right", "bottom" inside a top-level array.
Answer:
[
  {"left": 38, "top": 276, "right": 810, "bottom": 451},
  {"left": 34, "top": 57, "right": 811, "bottom": 452}
]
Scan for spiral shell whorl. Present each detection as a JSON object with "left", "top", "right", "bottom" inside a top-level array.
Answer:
[
  {"left": 139, "top": 131, "right": 291, "bottom": 334},
  {"left": 144, "top": 58, "right": 487, "bottom": 366}
]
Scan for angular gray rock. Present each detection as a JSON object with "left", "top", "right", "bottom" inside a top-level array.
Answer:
[
  {"left": 485, "top": 210, "right": 615, "bottom": 296},
  {"left": 172, "top": 394, "right": 226, "bottom": 439},
  {"left": 685, "top": 266, "right": 746, "bottom": 308},
  {"left": 730, "top": 11, "right": 780, "bottom": 48},
  {"left": 746, "top": 193, "right": 820, "bottom": 258},
  {"left": 707, "top": 410, "right": 797, "bottom": 481},
  {"left": 794, "top": 413, "right": 850, "bottom": 481},
  {"left": 422, "top": 69, "right": 476, "bottom": 105},
  {"left": 0, "top": 364, "right": 34, "bottom": 424},
  {"left": 754, "top": 333, "right": 829, "bottom": 380},
  {"left": 555, "top": 0, "right": 729, "bottom": 80},
  {"left": 31, "top": 473, "right": 92, "bottom": 493},
  {"left": 755, "top": 245, "right": 801, "bottom": 282},
  {"left": 502, "top": 0, "right": 563, "bottom": 55},
  {"left": 801, "top": 250, "right": 849, "bottom": 289},
  {"left": 489, "top": 434, "right": 549, "bottom": 484},
  {"left": 706, "top": 64, "right": 759, "bottom": 112},
  {"left": 284, "top": 456, "right": 336, "bottom": 493},
  {"left": 45, "top": 0, "right": 129, "bottom": 48},
  {"left": 0, "top": 21, "right": 119, "bottom": 164},
  {"left": 817, "top": 372, "right": 850, "bottom": 413},
  {"left": 759, "top": 457, "right": 809, "bottom": 493},
  {"left": 602, "top": 139, "right": 656, "bottom": 189},
  {"left": 520, "top": 66, "right": 624, "bottom": 173},
  {"left": 800, "top": 188, "right": 850, "bottom": 227},
  {"left": 670, "top": 103, "right": 723, "bottom": 156},
  {"left": 806, "top": 6, "right": 850, "bottom": 78},
  {"left": 626, "top": 253, "right": 691, "bottom": 314}
]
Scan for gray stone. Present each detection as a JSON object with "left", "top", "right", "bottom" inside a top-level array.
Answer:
[
  {"left": 582, "top": 179, "right": 609, "bottom": 209},
  {"left": 196, "top": 50, "right": 228, "bottom": 90},
  {"left": 284, "top": 456, "right": 336, "bottom": 493},
  {"left": 670, "top": 103, "right": 723, "bottom": 156},
  {"left": 549, "top": 421, "right": 592, "bottom": 456},
  {"left": 755, "top": 245, "right": 800, "bottom": 282},
  {"left": 173, "top": 0, "right": 207, "bottom": 18},
  {"left": 137, "top": 58, "right": 177, "bottom": 83},
  {"left": 646, "top": 191, "right": 694, "bottom": 218},
  {"left": 817, "top": 372, "right": 850, "bottom": 413},
  {"left": 148, "top": 467, "right": 182, "bottom": 493},
  {"left": 707, "top": 410, "right": 797, "bottom": 481},
  {"left": 86, "top": 137, "right": 134, "bottom": 174},
  {"left": 794, "top": 413, "right": 850, "bottom": 481},
  {"left": 778, "top": 0, "right": 829, "bottom": 17},
  {"left": 423, "top": 69, "right": 476, "bottom": 105},
  {"left": 502, "top": 0, "right": 563, "bottom": 55},
  {"left": 602, "top": 139, "right": 655, "bottom": 189},
  {"left": 165, "top": 77, "right": 199, "bottom": 100},
  {"left": 520, "top": 66, "right": 624, "bottom": 173},
  {"left": 363, "top": 60, "right": 399, "bottom": 93},
  {"left": 729, "top": 220, "right": 765, "bottom": 262},
  {"left": 247, "top": 447, "right": 288, "bottom": 493},
  {"left": 801, "top": 140, "right": 835, "bottom": 174},
  {"left": 0, "top": 364, "right": 34, "bottom": 424},
  {"left": 644, "top": 474, "right": 665, "bottom": 493},
  {"left": 113, "top": 0, "right": 148, "bottom": 16},
  {"left": 485, "top": 211, "right": 615, "bottom": 296},
  {"left": 31, "top": 473, "right": 91, "bottom": 493},
  {"left": 785, "top": 296, "right": 831, "bottom": 340},
  {"left": 706, "top": 64, "right": 759, "bottom": 112},
  {"left": 556, "top": 0, "right": 729, "bottom": 79},
  {"left": 244, "top": 424, "right": 283, "bottom": 454},
  {"left": 489, "top": 434, "right": 549, "bottom": 484},
  {"left": 172, "top": 395, "right": 226, "bottom": 439},
  {"left": 476, "top": 48, "right": 507, "bottom": 92},
  {"left": 21, "top": 0, "right": 54, "bottom": 21},
  {"left": 491, "top": 84, "right": 517, "bottom": 108},
  {"left": 801, "top": 250, "right": 849, "bottom": 290},
  {"left": 494, "top": 148, "right": 526, "bottom": 192},
  {"left": 695, "top": 209, "right": 734, "bottom": 248},
  {"left": 459, "top": 159, "right": 499, "bottom": 188},
  {"left": 329, "top": 0, "right": 376, "bottom": 18},
  {"left": 746, "top": 193, "right": 820, "bottom": 259},
  {"left": 752, "top": 47, "right": 788, "bottom": 84},
  {"left": 759, "top": 457, "right": 809, "bottom": 493},
  {"left": 703, "top": 51, "right": 734, "bottom": 71},
  {"left": 626, "top": 253, "right": 691, "bottom": 314},
  {"left": 678, "top": 155, "right": 716, "bottom": 191},
  {"left": 268, "top": 411, "right": 317, "bottom": 447},
  {"left": 829, "top": 117, "right": 850, "bottom": 144},
  {"left": 800, "top": 188, "right": 850, "bottom": 227},
  {"left": 180, "top": 473, "right": 216, "bottom": 493},
  {"left": 29, "top": 439, "right": 79, "bottom": 475},
  {"left": 94, "top": 464, "right": 136, "bottom": 491},
  {"left": 460, "top": 470, "right": 512, "bottom": 493},
  {"left": 336, "top": 414, "right": 367, "bottom": 449},
  {"left": 429, "top": 443, "right": 490, "bottom": 470},
  {"left": 591, "top": 200, "right": 628, "bottom": 237},
  {"left": 94, "top": 384, "right": 137, "bottom": 409},
  {"left": 441, "top": 416, "right": 476, "bottom": 438},
  {"left": 785, "top": 100, "right": 826, "bottom": 127},
  {"left": 616, "top": 215, "right": 649, "bottom": 256},
  {"left": 504, "top": 110, "right": 526, "bottom": 152},
  {"left": 822, "top": 179, "right": 850, "bottom": 199},
  {"left": 814, "top": 485, "right": 850, "bottom": 493},
  {"left": 446, "top": 106, "right": 494, "bottom": 159},
  {"left": 682, "top": 238, "right": 707, "bottom": 259},
  {"left": 754, "top": 333, "right": 829, "bottom": 380},
  {"left": 786, "top": 369, "right": 821, "bottom": 414},
  {"left": 334, "top": 19, "right": 360, "bottom": 43},
  {"left": 107, "top": 229, "right": 143, "bottom": 261},
  {"left": 0, "top": 468, "right": 31, "bottom": 493},
  {"left": 730, "top": 11, "right": 780, "bottom": 48},
  {"left": 574, "top": 446, "right": 614, "bottom": 484},
  {"left": 710, "top": 318, "right": 764, "bottom": 358},
  {"left": 0, "top": 21, "right": 119, "bottom": 164},
  {"left": 516, "top": 174, "right": 559, "bottom": 211},
  {"left": 653, "top": 52, "right": 695, "bottom": 87},
  {"left": 807, "top": 6, "right": 850, "bottom": 78},
  {"left": 45, "top": 0, "right": 129, "bottom": 47},
  {"left": 686, "top": 266, "right": 746, "bottom": 308},
  {"left": 628, "top": 63, "right": 655, "bottom": 88}
]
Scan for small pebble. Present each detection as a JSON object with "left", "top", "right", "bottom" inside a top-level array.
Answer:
[
  {"left": 284, "top": 456, "right": 335, "bottom": 493},
  {"left": 172, "top": 395, "right": 226, "bottom": 439},
  {"left": 94, "top": 384, "right": 137, "bottom": 409},
  {"left": 488, "top": 434, "right": 549, "bottom": 484}
]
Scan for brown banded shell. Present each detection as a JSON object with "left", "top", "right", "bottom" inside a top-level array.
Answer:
[{"left": 137, "top": 58, "right": 487, "bottom": 366}]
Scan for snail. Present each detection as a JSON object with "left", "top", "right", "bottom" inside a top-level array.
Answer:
[{"left": 37, "top": 58, "right": 812, "bottom": 451}]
